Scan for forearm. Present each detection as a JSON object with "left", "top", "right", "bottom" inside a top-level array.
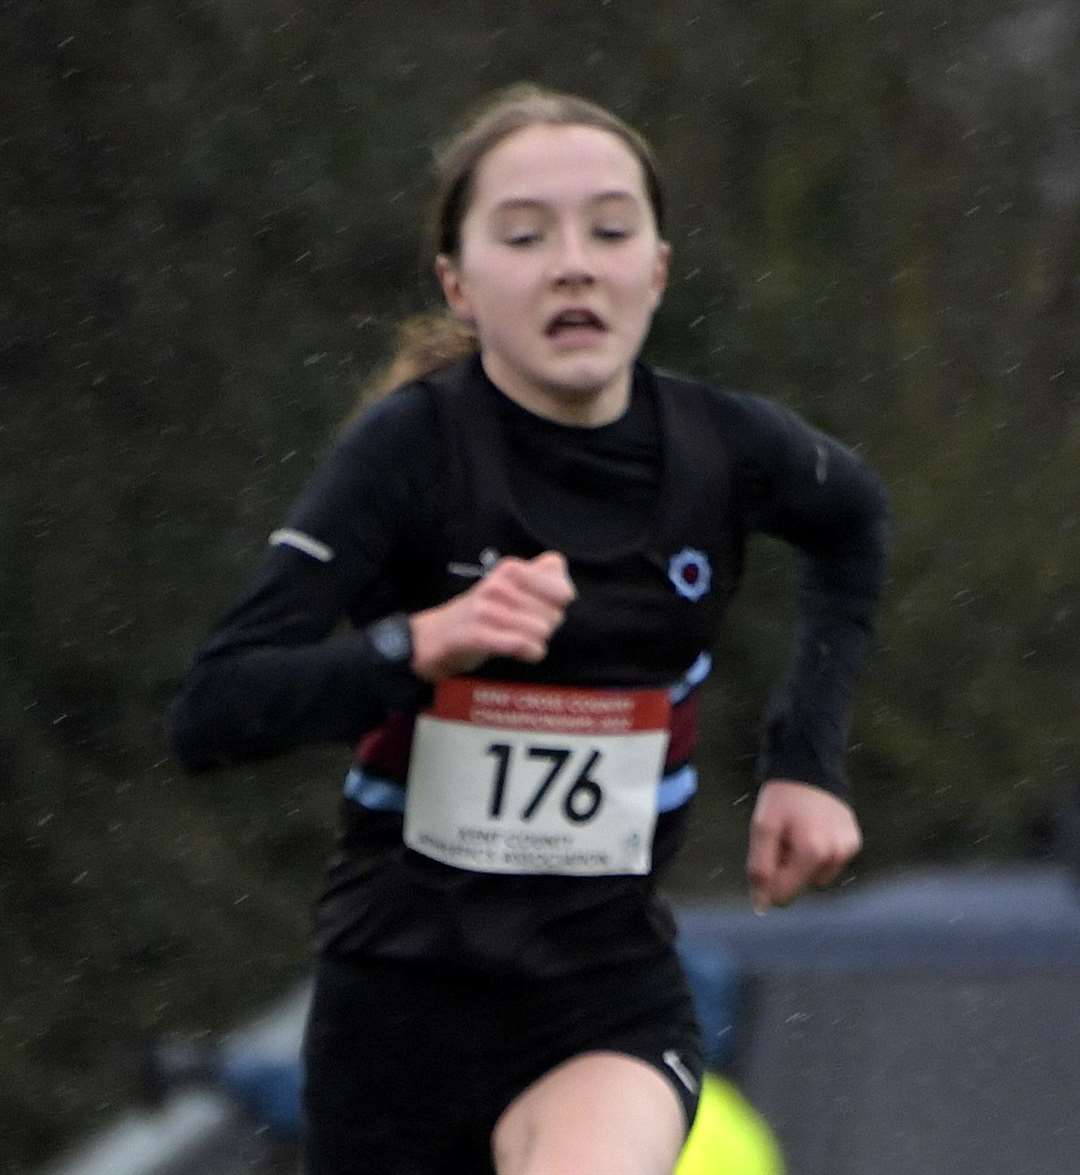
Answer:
[
  {"left": 756, "top": 527, "right": 888, "bottom": 797},
  {"left": 167, "top": 388, "right": 445, "bottom": 772},
  {"left": 167, "top": 617, "right": 428, "bottom": 771},
  {"left": 755, "top": 610, "right": 872, "bottom": 798}
]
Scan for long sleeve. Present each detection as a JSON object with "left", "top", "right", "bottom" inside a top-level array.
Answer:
[
  {"left": 167, "top": 386, "right": 439, "bottom": 772},
  {"left": 731, "top": 394, "right": 891, "bottom": 798}
]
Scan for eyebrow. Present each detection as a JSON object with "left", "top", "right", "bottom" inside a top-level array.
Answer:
[{"left": 491, "top": 190, "right": 640, "bottom": 213}]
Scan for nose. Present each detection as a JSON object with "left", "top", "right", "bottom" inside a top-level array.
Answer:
[{"left": 550, "top": 227, "right": 595, "bottom": 288}]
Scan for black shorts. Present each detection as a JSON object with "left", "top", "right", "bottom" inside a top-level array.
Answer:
[{"left": 301, "top": 949, "right": 703, "bottom": 1175}]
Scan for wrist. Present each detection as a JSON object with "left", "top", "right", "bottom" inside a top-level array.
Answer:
[
  {"left": 407, "top": 608, "right": 443, "bottom": 682},
  {"left": 363, "top": 613, "right": 429, "bottom": 708},
  {"left": 368, "top": 613, "right": 414, "bottom": 665}
]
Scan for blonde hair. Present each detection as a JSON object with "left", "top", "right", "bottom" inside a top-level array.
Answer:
[
  {"left": 341, "top": 312, "right": 479, "bottom": 429},
  {"left": 350, "top": 83, "right": 665, "bottom": 414}
]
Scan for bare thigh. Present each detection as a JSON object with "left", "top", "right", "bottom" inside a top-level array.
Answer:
[{"left": 491, "top": 1050, "right": 686, "bottom": 1175}]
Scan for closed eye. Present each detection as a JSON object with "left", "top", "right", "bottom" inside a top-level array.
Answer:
[
  {"left": 594, "top": 227, "right": 631, "bottom": 241},
  {"left": 504, "top": 232, "right": 542, "bottom": 247}
]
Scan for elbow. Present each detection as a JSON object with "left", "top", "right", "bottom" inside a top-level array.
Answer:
[
  {"left": 165, "top": 655, "right": 296, "bottom": 771},
  {"left": 166, "top": 685, "right": 213, "bottom": 773},
  {"left": 848, "top": 478, "right": 893, "bottom": 594},
  {"left": 869, "top": 473, "right": 894, "bottom": 554},
  {"left": 166, "top": 664, "right": 239, "bottom": 773}
]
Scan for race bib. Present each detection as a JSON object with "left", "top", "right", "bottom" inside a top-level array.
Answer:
[{"left": 404, "top": 679, "right": 671, "bottom": 876}]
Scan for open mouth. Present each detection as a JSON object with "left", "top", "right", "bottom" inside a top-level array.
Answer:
[{"left": 545, "top": 308, "right": 608, "bottom": 337}]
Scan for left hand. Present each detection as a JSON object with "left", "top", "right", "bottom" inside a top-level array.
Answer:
[{"left": 746, "top": 779, "right": 862, "bottom": 913}]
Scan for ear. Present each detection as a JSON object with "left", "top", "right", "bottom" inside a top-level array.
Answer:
[
  {"left": 650, "top": 240, "right": 671, "bottom": 307},
  {"left": 435, "top": 254, "right": 474, "bottom": 322}
]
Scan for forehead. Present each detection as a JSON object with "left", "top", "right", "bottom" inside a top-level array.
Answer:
[{"left": 468, "top": 123, "right": 649, "bottom": 212}]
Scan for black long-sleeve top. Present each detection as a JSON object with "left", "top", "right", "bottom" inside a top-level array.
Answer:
[
  {"left": 170, "top": 357, "right": 888, "bottom": 795},
  {"left": 168, "top": 356, "right": 889, "bottom": 974}
]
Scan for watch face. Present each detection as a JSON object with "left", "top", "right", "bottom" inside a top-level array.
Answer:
[{"left": 371, "top": 617, "right": 411, "bottom": 662}]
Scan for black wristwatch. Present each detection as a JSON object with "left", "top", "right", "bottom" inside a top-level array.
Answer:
[{"left": 364, "top": 613, "right": 429, "bottom": 708}]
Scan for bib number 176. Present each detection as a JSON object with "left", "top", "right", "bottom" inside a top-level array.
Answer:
[{"left": 486, "top": 743, "right": 604, "bottom": 824}]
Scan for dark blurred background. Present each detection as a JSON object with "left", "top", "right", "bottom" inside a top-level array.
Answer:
[{"left": 2, "top": 1, "right": 1077, "bottom": 1169}]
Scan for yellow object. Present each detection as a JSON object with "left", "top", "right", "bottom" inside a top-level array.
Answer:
[{"left": 676, "top": 1073, "right": 785, "bottom": 1175}]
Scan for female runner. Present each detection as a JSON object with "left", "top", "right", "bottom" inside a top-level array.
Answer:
[{"left": 169, "top": 84, "right": 890, "bottom": 1175}]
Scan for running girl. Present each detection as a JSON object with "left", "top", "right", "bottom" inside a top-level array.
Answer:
[{"left": 169, "top": 83, "right": 889, "bottom": 1175}]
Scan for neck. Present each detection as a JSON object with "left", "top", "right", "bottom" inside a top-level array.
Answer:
[{"left": 480, "top": 353, "right": 630, "bottom": 427}]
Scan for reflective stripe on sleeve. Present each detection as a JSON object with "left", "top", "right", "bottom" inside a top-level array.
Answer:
[{"left": 268, "top": 528, "right": 335, "bottom": 563}]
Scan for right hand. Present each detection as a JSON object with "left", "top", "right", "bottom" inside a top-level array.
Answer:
[{"left": 409, "top": 551, "right": 576, "bottom": 682}]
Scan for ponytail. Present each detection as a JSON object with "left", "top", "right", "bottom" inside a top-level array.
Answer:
[{"left": 341, "top": 311, "right": 477, "bottom": 431}]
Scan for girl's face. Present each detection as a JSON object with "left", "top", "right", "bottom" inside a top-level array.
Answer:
[{"left": 436, "top": 123, "right": 670, "bottom": 425}]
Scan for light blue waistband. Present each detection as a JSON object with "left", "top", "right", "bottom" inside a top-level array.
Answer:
[{"left": 343, "top": 763, "right": 697, "bottom": 815}]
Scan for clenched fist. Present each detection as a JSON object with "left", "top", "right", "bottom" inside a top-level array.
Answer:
[
  {"left": 409, "top": 551, "right": 576, "bottom": 682},
  {"left": 746, "top": 780, "right": 862, "bottom": 913}
]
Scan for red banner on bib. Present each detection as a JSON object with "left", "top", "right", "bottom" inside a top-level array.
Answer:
[{"left": 432, "top": 678, "right": 670, "bottom": 736}]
